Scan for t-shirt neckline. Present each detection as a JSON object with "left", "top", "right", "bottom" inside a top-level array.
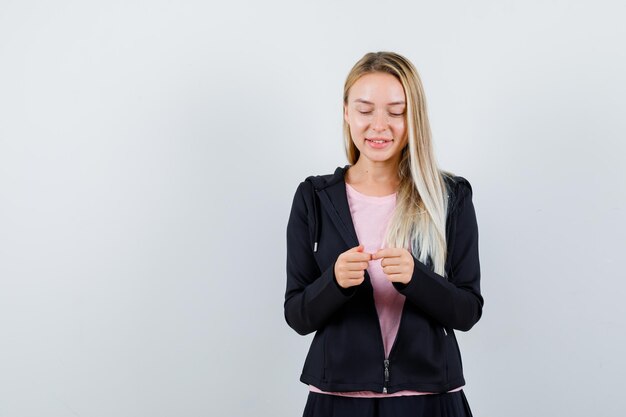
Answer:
[{"left": 345, "top": 182, "right": 397, "bottom": 200}]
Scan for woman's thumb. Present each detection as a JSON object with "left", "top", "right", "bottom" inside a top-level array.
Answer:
[{"left": 352, "top": 244, "right": 364, "bottom": 252}]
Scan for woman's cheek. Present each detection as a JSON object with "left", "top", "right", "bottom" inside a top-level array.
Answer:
[
  {"left": 350, "top": 119, "right": 368, "bottom": 136},
  {"left": 392, "top": 121, "right": 406, "bottom": 136}
]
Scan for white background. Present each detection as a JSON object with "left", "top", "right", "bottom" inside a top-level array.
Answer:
[{"left": 1, "top": 1, "right": 625, "bottom": 416}]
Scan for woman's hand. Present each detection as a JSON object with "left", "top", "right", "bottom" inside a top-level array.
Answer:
[
  {"left": 372, "top": 247, "right": 414, "bottom": 285},
  {"left": 334, "top": 244, "right": 371, "bottom": 289}
]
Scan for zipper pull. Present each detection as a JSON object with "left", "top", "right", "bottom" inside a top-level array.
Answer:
[
  {"left": 383, "top": 359, "right": 390, "bottom": 394},
  {"left": 443, "top": 327, "right": 447, "bottom": 336}
]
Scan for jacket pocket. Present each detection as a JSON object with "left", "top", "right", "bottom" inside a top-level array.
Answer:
[
  {"left": 323, "top": 312, "right": 382, "bottom": 385},
  {"left": 443, "top": 329, "right": 463, "bottom": 383},
  {"left": 322, "top": 325, "right": 328, "bottom": 382},
  {"left": 302, "top": 328, "right": 326, "bottom": 382}
]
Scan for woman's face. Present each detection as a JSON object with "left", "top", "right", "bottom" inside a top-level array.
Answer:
[{"left": 344, "top": 72, "right": 408, "bottom": 163}]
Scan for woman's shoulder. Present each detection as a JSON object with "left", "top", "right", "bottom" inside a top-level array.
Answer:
[
  {"left": 442, "top": 170, "right": 472, "bottom": 191},
  {"left": 289, "top": 166, "right": 345, "bottom": 209},
  {"left": 441, "top": 170, "right": 474, "bottom": 214},
  {"left": 300, "top": 165, "right": 349, "bottom": 191}
]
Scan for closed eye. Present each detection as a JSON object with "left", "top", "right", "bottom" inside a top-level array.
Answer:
[{"left": 358, "top": 111, "right": 404, "bottom": 117}]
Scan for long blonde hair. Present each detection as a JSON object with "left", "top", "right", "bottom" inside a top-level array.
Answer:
[{"left": 343, "top": 51, "right": 454, "bottom": 277}]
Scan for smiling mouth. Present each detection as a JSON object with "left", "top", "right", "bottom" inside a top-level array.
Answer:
[{"left": 366, "top": 138, "right": 393, "bottom": 143}]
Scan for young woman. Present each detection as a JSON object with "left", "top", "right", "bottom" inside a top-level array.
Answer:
[{"left": 284, "top": 51, "right": 483, "bottom": 417}]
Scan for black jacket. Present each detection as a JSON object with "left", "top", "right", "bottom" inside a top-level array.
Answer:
[{"left": 284, "top": 164, "right": 483, "bottom": 394}]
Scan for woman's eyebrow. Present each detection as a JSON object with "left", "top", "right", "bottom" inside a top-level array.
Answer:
[{"left": 354, "top": 99, "right": 406, "bottom": 106}]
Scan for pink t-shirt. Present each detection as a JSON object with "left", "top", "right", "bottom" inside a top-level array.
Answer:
[{"left": 309, "top": 182, "right": 463, "bottom": 397}]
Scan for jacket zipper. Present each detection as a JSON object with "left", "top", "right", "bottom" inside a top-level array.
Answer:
[
  {"left": 383, "top": 359, "right": 390, "bottom": 393},
  {"left": 364, "top": 269, "right": 390, "bottom": 394},
  {"left": 380, "top": 299, "right": 409, "bottom": 394}
]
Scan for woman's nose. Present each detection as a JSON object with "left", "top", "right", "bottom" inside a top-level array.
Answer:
[{"left": 371, "top": 111, "right": 388, "bottom": 131}]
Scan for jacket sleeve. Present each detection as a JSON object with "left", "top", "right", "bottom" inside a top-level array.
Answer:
[
  {"left": 284, "top": 181, "right": 356, "bottom": 336},
  {"left": 392, "top": 179, "right": 483, "bottom": 331}
]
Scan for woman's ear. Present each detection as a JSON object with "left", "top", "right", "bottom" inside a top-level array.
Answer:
[{"left": 343, "top": 105, "right": 349, "bottom": 125}]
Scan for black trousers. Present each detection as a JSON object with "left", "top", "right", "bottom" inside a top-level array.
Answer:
[{"left": 302, "top": 390, "right": 474, "bottom": 417}]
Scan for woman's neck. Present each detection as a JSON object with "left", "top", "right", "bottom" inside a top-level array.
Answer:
[{"left": 345, "top": 161, "right": 400, "bottom": 196}]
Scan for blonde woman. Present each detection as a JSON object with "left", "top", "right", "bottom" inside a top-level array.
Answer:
[{"left": 285, "top": 51, "right": 483, "bottom": 417}]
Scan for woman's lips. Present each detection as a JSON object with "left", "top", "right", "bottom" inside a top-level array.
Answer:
[{"left": 366, "top": 138, "right": 393, "bottom": 149}]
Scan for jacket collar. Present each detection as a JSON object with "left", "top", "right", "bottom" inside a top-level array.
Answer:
[{"left": 305, "top": 165, "right": 360, "bottom": 252}]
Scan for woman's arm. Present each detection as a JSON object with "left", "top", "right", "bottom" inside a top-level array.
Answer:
[
  {"left": 393, "top": 179, "right": 484, "bottom": 331},
  {"left": 284, "top": 181, "right": 355, "bottom": 336}
]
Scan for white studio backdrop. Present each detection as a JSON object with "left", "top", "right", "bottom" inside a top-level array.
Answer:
[{"left": 1, "top": 1, "right": 625, "bottom": 416}]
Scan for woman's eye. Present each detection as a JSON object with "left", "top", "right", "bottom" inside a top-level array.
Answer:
[{"left": 357, "top": 111, "right": 404, "bottom": 117}]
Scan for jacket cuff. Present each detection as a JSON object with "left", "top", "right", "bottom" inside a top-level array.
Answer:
[
  {"left": 394, "top": 255, "right": 447, "bottom": 296},
  {"left": 311, "top": 261, "right": 357, "bottom": 306},
  {"left": 334, "top": 272, "right": 358, "bottom": 297},
  {"left": 392, "top": 255, "right": 454, "bottom": 317}
]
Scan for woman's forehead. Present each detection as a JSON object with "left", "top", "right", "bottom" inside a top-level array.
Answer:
[{"left": 349, "top": 73, "right": 406, "bottom": 103}]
